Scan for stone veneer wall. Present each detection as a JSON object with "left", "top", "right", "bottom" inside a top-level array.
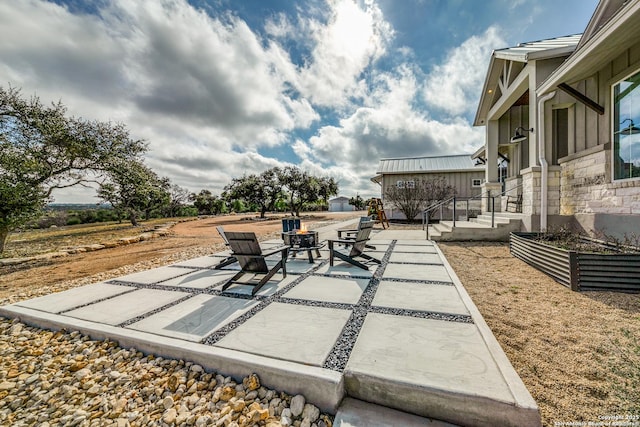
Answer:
[
  {"left": 560, "top": 147, "right": 640, "bottom": 238},
  {"left": 520, "top": 168, "right": 541, "bottom": 216},
  {"left": 559, "top": 148, "right": 640, "bottom": 215}
]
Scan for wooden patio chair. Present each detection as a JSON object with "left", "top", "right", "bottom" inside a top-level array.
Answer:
[
  {"left": 328, "top": 220, "right": 381, "bottom": 270},
  {"left": 282, "top": 218, "right": 301, "bottom": 233},
  {"left": 506, "top": 194, "right": 523, "bottom": 213},
  {"left": 221, "top": 231, "right": 289, "bottom": 295},
  {"left": 336, "top": 216, "right": 377, "bottom": 250},
  {"left": 213, "top": 226, "right": 237, "bottom": 269}
]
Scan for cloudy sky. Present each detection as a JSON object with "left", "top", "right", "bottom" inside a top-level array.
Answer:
[{"left": 1, "top": 0, "right": 598, "bottom": 203}]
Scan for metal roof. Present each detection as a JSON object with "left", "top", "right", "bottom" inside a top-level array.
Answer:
[
  {"left": 376, "top": 154, "right": 482, "bottom": 174},
  {"left": 493, "top": 34, "right": 582, "bottom": 62}
]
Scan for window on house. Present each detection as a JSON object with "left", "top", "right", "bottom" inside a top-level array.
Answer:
[
  {"left": 396, "top": 180, "right": 405, "bottom": 188},
  {"left": 613, "top": 69, "right": 640, "bottom": 180},
  {"left": 552, "top": 108, "right": 569, "bottom": 165},
  {"left": 472, "top": 178, "right": 482, "bottom": 187},
  {"left": 405, "top": 180, "right": 415, "bottom": 189}
]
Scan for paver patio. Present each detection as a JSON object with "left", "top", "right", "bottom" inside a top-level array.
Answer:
[{"left": 0, "top": 219, "right": 541, "bottom": 427}]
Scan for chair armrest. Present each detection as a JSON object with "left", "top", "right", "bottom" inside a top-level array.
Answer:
[{"left": 262, "top": 245, "right": 290, "bottom": 257}]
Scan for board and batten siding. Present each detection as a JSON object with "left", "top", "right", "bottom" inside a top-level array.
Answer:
[{"left": 381, "top": 172, "right": 484, "bottom": 199}]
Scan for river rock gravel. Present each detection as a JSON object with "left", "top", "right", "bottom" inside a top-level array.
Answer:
[{"left": 0, "top": 318, "right": 333, "bottom": 427}]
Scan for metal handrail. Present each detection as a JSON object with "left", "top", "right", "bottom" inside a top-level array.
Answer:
[{"left": 422, "top": 182, "right": 524, "bottom": 238}]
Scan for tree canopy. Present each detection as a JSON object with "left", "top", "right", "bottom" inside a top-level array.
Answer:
[{"left": 0, "top": 86, "right": 146, "bottom": 252}]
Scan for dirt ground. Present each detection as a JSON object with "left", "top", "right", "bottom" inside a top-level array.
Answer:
[
  {"left": 1, "top": 215, "right": 639, "bottom": 425},
  {"left": 0, "top": 213, "right": 360, "bottom": 302}
]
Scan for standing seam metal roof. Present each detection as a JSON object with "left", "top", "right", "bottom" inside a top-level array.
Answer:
[
  {"left": 493, "top": 34, "right": 582, "bottom": 61},
  {"left": 376, "top": 155, "right": 481, "bottom": 174}
]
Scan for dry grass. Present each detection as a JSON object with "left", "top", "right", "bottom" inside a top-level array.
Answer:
[{"left": 439, "top": 242, "right": 640, "bottom": 426}]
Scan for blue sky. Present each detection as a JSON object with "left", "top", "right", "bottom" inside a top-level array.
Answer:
[{"left": 0, "top": 0, "right": 598, "bottom": 203}]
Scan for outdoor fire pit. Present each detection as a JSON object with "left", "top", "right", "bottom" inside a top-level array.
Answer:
[
  {"left": 283, "top": 230, "right": 318, "bottom": 248},
  {"left": 282, "top": 225, "right": 323, "bottom": 262}
]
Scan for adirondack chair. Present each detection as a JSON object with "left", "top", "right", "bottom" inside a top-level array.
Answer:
[
  {"left": 336, "top": 216, "right": 376, "bottom": 250},
  {"left": 282, "top": 218, "right": 301, "bottom": 232},
  {"left": 213, "top": 226, "right": 237, "bottom": 269},
  {"left": 221, "top": 231, "right": 289, "bottom": 295},
  {"left": 328, "top": 220, "right": 381, "bottom": 270}
]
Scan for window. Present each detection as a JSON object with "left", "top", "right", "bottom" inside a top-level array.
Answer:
[
  {"left": 472, "top": 178, "right": 482, "bottom": 187},
  {"left": 406, "top": 180, "right": 415, "bottom": 189},
  {"left": 613, "top": 69, "right": 640, "bottom": 180},
  {"left": 552, "top": 108, "right": 569, "bottom": 165},
  {"left": 396, "top": 180, "right": 405, "bottom": 188}
]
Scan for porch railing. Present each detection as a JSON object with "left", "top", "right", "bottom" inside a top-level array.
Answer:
[{"left": 421, "top": 183, "right": 524, "bottom": 238}]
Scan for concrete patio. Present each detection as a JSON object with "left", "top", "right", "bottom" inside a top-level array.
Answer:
[{"left": 0, "top": 219, "right": 541, "bottom": 426}]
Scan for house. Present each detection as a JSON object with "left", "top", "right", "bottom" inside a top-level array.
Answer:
[
  {"left": 371, "top": 154, "right": 485, "bottom": 220},
  {"left": 474, "top": 0, "right": 640, "bottom": 238},
  {"left": 328, "top": 196, "right": 355, "bottom": 212}
]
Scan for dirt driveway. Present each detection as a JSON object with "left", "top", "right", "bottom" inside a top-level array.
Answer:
[{"left": 0, "top": 212, "right": 361, "bottom": 303}]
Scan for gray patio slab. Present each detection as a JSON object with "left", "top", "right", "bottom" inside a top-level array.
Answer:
[
  {"left": 372, "top": 281, "right": 469, "bottom": 315},
  {"left": 15, "top": 282, "right": 134, "bottom": 314},
  {"left": 334, "top": 398, "right": 456, "bottom": 427},
  {"left": 113, "top": 265, "right": 197, "bottom": 285},
  {"left": 372, "top": 230, "right": 427, "bottom": 240},
  {"left": 283, "top": 275, "right": 369, "bottom": 305},
  {"left": 64, "top": 288, "right": 189, "bottom": 325},
  {"left": 394, "top": 240, "right": 434, "bottom": 246},
  {"left": 221, "top": 274, "right": 296, "bottom": 297},
  {"left": 314, "top": 262, "right": 374, "bottom": 278},
  {"left": 393, "top": 245, "right": 438, "bottom": 253},
  {"left": 215, "top": 302, "right": 351, "bottom": 366},
  {"left": 128, "top": 294, "right": 257, "bottom": 342},
  {"left": 344, "top": 313, "right": 539, "bottom": 426},
  {"left": 388, "top": 252, "right": 442, "bottom": 264},
  {"left": 156, "top": 269, "right": 237, "bottom": 289},
  {"left": 172, "top": 255, "right": 230, "bottom": 268},
  {"left": 383, "top": 263, "right": 452, "bottom": 282}
]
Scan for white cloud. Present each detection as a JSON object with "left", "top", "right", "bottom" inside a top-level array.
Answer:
[
  {"left": 423, "top": 26, "right": 505, "bottom": 116},
  {"left": 0, "top": 0, "right": 496, "bottom": 203},
  {"left": 297, "top": 0, "right": 394, "bottom": 107}
]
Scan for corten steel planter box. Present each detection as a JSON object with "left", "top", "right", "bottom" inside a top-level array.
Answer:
[{"left": 510, "top": 232, "right": 640, "bottom": 292}]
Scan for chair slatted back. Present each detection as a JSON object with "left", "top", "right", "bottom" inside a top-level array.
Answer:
[
  {"left": 216, "top": 226, "right": 230, "bottom": 246},
  {"left": 349, "top": 221, "right": 374, "bottom": 257},
  {"left": 225, "top": 231, "right": 269, "bottom": 273},
  {"left": 282, "top": 218, "right": 301, "bottom": 232}
]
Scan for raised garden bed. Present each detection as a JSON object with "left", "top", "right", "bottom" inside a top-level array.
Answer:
[{"left": 510, "top": 232, "right": 640, "bottom": 292}]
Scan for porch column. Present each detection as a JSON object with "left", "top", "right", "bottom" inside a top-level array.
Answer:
[{"left": 482, "top": 120, "right": 502, "bottom": 212}]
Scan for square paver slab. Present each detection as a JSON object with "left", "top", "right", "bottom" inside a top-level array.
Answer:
[
  {"left": 388, "top": 252, "right": 442, "bottom": 264},
  {"left": 215, "top": 302, "right": 351, "bottom": 366},
  {"left": 392, "top": 245, "right": 437, "bottom": 253},
  {"left": 16, "top": 283, "right": 134, "bottom": 314},
  {"left": 64, "top": 289, "right": 189, "bottom": 325},
  {"left": 383, "top": 263, "right": 451, "bottom": 282},
  {"left": 345, "top": 313, "right": 512, "bottom": 402},
  {"left": 128, "top": 294, "right": 258, "bottom": 341},
  {"left": 372, "top": 281, "right": 469, "bottom": 315},
  {"left": 157, "top": 269, "right": 237, "bottom": 289},
  {"left": 315, "top": 263, "right": 374, "bottom": 278},
  {"left": 221, "top": 274, "right": 297, "bottom": 297},
  {"left": 113, "top": 266, "right": 197, "bottom": 285},
  {"left": 172, "top": 256, "right": 231, "bottom": 268},
  {"left": 283, "top": 275, "right": 369, "bottom": 304}
]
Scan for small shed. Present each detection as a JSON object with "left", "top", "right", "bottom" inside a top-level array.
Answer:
[{"left": 329, "top": 196, "right": 355, "bottom": 212}]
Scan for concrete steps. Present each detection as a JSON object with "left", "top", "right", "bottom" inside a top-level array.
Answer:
[{"left": 428, "top": 213, "right": 524, "bottom": 241}]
